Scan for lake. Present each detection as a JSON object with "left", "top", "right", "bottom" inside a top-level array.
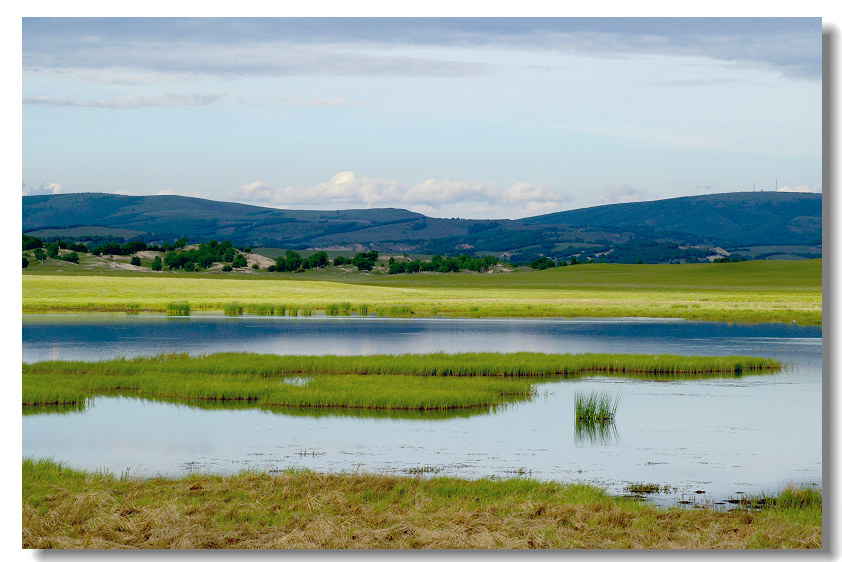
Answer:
[{"left": 22, "top": 314, "right": 822, "bottom": 506}]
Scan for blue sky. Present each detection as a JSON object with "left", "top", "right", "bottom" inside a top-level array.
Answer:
[{"left": 21, "top": 17, "right": 823, "bottom": 219}]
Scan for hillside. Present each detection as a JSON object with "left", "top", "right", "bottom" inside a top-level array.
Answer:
[
  {"left": 22, "top": 191, "right": 822, "bottom": 264},
  {"left": 520, "top": 191, "right": 822, "bottom": 246}
]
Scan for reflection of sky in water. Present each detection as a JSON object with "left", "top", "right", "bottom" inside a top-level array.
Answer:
[{"left": 22, "top": 316, "right": 822, "bottom": 506}]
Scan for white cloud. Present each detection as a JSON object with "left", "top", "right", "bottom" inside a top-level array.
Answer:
[
  {"left": 23, "top": 92, "right": 226, "bottom": 109},
  {"left": 231, "top": 172, "right": 571, "bottom": 219},
  {"left": 22, "top": 182, "right": 62, "bottom": 196},
  {"left": 777, "top": 183, "right": 821, "bottom": 193},
  {"left": 597, "top": 185, "right": 649, "bottom": 205},
  {"left": 403, "top": 179, "right": 497, "bottom": 204}
]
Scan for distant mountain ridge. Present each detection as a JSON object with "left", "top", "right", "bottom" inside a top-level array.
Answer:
[
  {"left": 22, "top": 191, "right": 822, "bottom": 263},
  {"left": 521, "top": 191, "right": 822, "bottom": 246}
]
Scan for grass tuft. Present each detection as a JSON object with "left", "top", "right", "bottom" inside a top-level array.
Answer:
[{"left": 574, "top": 390, "right": 620, "bottom": 422}]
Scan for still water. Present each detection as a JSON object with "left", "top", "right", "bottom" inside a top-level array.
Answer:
[{"left": 22, "top": 315, "right": 822, "bottom": 506}]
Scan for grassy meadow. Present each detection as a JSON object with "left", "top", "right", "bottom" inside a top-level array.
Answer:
[
  {"left": 22, "top": 352, "right": 779, "bottom": 410},
  {"left": 22, "top": 459, "right": 821, "bottom": 549},
  {"left": 22, "top": 259, "right": 822, "bottom": 324}
]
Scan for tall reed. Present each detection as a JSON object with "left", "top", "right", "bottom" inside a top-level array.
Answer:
[
  {"left": 223, "top": 302, "right": 244, "bottom": 315},
  {"left": 165, "top": 302, "right": 190, "bottom": 316},
  {"left": 574, "top": 390, "right": 620, "bottom": 422}
]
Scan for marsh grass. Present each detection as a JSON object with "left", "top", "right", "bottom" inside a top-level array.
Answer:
[
  {"left": 575, "top": 391, "right": 621, "bottom": 422},
  {"left": 165, "top": 302, "right": 190, "bottom": 316},
  {"left": 22, "top": 459, "right": 822, "bottom": 549},
  {"left": 223, "top": 302, "right": 244, "bottom": 315},
  {"left": 22, "top": 352, "right": 778, "bottom": 411},
  {"left": 244, "top": 304, "right": 277, "bottom": 315}
]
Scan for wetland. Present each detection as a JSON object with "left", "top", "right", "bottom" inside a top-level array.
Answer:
[{"left": 23, "top": 315, "right": 821, "bottom": 509}]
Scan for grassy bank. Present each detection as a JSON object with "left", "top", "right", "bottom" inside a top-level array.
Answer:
[
  {"left": 22, "top": 459, "right": 821, "bottom": 549},
  {"left": 22, "top": 352, "right": 780, "bottom": 410},
  {"left": 21, "top": 259, "right": 822, "bottom": 324}
]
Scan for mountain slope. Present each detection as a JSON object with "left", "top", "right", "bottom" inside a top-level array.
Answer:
[
  {"left": 519, "top": 191, "right": 822, "bottom": 246},
  {"left": 22, "top": 191, "right": 822, "bottom": 262}
]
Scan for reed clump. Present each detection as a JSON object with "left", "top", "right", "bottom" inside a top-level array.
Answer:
[
  {"left": 223, "top": 302, "right": 244, "bottom": 316},
  {"left": 165, "top": 302, "right": 190, "bottom": 316},
  {"left": 575, "top": 390, "right": 620, "bottom": 422}
]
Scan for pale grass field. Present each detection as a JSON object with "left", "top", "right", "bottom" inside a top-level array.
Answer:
[{"left": 22, "top": 267, "right": 822, "bottom": 324}]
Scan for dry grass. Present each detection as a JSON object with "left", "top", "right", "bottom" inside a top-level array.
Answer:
[{"left": 23, "top": 459, "right": 821, "bottom": 549}]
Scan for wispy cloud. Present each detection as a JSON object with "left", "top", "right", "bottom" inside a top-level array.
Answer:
[
  {"left": 777, "top": 183, "right": 822, "bottom": 193},
  {"left": 23, "top": 182, "right": 62, "bottom": 196},
  {"left": 23, "top": 92, "right": 226, "bottom": 109},
  {"left": 232, "top": 171, "right": 570, "bottom": 219},
  {"left": 596, "top": 185, "right": 649, "bottom": 205},
  {"left": 22, "top": 18, "right": 821, "bottom": 80}
]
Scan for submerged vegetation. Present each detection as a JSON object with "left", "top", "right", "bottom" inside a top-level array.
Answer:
[
  {"left": 22, "top": 459, "right": 822, "bottom": 549},
  {"left": 22, "top": 352, "right": 780, "bottom": 411}
]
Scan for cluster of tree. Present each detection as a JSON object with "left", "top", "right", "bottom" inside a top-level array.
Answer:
[
  {"left": 387, "top": 254, "right": 499, "bottom": 274},
  {"left": 333, "top": 251, "right": 379, "bottom": 271},
  {"left": 163, "top": 240, "right": 247, "bottom": 271},
  {"left": 91, "top": 238, "right": 189, "bottom": 256},
  {"left": 596, "top": 241, "right": 710, "bottom": 264},
  {"left": 268, "top": 250, "right": 330, "bottom": 272},
  {"left": 528, "top": 256, "right": 556, "bottom": 270},
  {"left": 23, "top": 235, "right": 82, "bottom": 265}
]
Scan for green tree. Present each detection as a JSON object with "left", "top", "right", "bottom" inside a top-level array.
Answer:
[
  {"left": 232, "top": 254, "right": 247, "bottom": 268},
  {"left": 183, "top": 261, "right": 196, "bottom": 272},
  {"left": 22, "top": 256, "right": 29, "bottom": 268},
  {"left": 33, "top": 248, "right": 47, "bottom": 261},
  {"left": 22, "top": 234, "right": 43, "bottom": 251},
  {"left": 45, "top": 242, "right": 60, "bottom": 258},
  {"left": 62, "top": 252, "right": 80, "bottom": 263},
  {"left": 151, "top": 256, "right": 163, "bottom": 271},
  {"left": 130, "top": 256, "right": 142, "bottom": 266},
  {"left": 285, "top": 250, "right": 302, "bottom": 271},
  {"left": 309, "top": 251, "right": 329, "bottom": 268}
]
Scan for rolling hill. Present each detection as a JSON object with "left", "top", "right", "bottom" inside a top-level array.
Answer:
[{"left": 22, "top": 191, "right": 822, "bottom": 264}]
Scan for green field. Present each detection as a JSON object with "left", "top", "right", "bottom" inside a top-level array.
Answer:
[
  {"left": 22, "top": 352, "right": 777, "bottom": 410},
  {"left": 22, "top": 259, "right": 822, "bottom": 324},
  {"left": 23, "top": 459, "right": 821, "bottom": 548}
]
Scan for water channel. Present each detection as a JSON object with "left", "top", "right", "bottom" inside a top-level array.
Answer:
[{"left": 22, "top": 314, "right": 823, "bottom": 507}]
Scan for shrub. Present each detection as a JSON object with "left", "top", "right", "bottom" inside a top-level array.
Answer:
[
  {"left": 130, "top": 256, "right": 141, "bottom": 266},
  {"left": 22, "top": 256, "right": 29, "bottom": 268},
  {"left": 222, "top": 264, "right": 233, "bottom": 272}
]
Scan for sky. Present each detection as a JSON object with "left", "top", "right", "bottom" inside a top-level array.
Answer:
[{"left": 21, "top": 16, "right": 824, "bottom": 219}]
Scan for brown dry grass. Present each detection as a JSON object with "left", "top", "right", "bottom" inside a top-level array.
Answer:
[{"left": 22, "top": 460, "right": 821, "bottom": 549}]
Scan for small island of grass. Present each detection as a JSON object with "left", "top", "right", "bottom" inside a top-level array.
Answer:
[{"left": 23, "top": 352, "right": 781, "bottom": 411}]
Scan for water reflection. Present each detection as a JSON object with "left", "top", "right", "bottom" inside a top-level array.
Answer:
[{"left": 574, "top": 420, "right": 620, "bottom": 447}]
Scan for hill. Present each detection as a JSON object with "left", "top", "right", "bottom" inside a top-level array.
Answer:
[
  {"left": 22, "top": 191, "right": 822, "bottom": 264},
  {"left": 520, "top": 191, "right": 822, "bottom": 246}
]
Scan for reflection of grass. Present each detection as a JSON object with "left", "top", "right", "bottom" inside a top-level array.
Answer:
[
  {"left": 27, "top": 394, "right": 512, "bottom": 421},
  {"left": 22, "top": 259, "right": 822, "bottom": 324},
  {"left": 574, "top": 420, "right": 619, "bottom": 446},
  {"left": 22, "top": 458, "right": 823, "bottom": 548}
]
